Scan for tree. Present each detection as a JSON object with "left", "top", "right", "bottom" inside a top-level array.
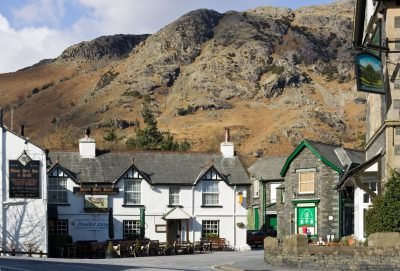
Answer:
[
  {"left": 134, "top": 106, "right": 164, "bottom": 150},
  {"left": 365, "top": 169, "right": 400, "bottom": 236}
]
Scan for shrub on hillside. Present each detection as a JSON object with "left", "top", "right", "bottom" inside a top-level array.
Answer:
[{"left": 365, "top": 169, "right": 400, "bottom": 236}]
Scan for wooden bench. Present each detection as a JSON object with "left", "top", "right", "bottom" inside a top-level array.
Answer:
[{"left": 201, "top": 237, "right": 227, "bottom": 251}]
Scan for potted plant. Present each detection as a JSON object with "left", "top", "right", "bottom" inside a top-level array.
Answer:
[{"left": 105, "top": 241, "right": 117, "bottom": 259}]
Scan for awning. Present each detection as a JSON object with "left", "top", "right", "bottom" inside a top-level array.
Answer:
[
  {"left": 335, "top": 150, "right": 383, "bottom": 190},
  {"left": 162, "top": 207, "right": 191, "bottom": 220}
]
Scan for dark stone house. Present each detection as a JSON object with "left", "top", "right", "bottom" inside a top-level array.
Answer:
[{"left": 249, "top": 140, "right": 365, "bottom": 241}]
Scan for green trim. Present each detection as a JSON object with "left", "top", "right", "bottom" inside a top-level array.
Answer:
[
  {"left": 280, "top": 140, "right": 342, "bottom": 177},
  {"left": 291, "top": 198, "right": 320, "bottom": 205},
  {"left": 262, "top": 183, "right": 266, "bottom": 232}
]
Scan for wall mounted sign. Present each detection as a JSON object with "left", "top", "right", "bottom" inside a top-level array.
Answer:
[
  {"left": 84, "top": 195, "right": 108, "bottom": 212},
  {"left": 297, "top": 207, "right": 316, "bottom": 236},
  {"left": 9, "top": 159, "right": 40, "bottom": 198},
  {"left": 155, "top": 224, "right": 167, "bottom": 233},
  {"left": 355, "top": 52, "right": 385, "bottom": 94},
  {"left": 73, "top": 187, "right": 119, "bottom": 195},
  {"left": 71, "top": 219, "right": 108, "bottom": 230}
]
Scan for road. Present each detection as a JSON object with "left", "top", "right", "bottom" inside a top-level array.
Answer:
[{"left": 0, "top": 250, "right": 297, "bottom": 271}]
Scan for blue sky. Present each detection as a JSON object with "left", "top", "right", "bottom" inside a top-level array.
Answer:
[{"left": 0, "top": 0, "right": 335, "bottom": 73}]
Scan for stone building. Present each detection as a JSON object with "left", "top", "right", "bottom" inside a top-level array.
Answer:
[
  {"left": 248, "top": 156, "right": 287, "bottom": 233},
  {"left": 337, "top": 0, "right": 400, "bottom": 240},
  {"left": 278, "top": 140, "right": 363, "bottom": 240}
]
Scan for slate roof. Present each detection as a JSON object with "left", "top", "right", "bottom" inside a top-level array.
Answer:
[
  {"left": 48, "top": 151, "right": 250, "bottom": 186},
  {"left": 280, "top": 140, "right": 365, "bottom": 177},
  {"left": 248, "top": 156, "right": 288, "bottom": 181}
]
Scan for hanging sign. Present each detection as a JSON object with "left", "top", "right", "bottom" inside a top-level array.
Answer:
[
  {"left": 355, "top": 52, "right": 385, "bottom": 94},
  {"left": 9, "top": 160, "right": 40, "bottom": 198},
  {"left": 84, "top": 195, "right": 108, "bottom": 212}
]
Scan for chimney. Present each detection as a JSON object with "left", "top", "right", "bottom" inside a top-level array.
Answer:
[
  {"left": 220, "top": 128, "right": 234, "bottom": 158},
  {"left": 20, "top": 125, "right": 24, "bottom": 137},
  {"left": 0, "top": 107, "right": 3, "bottom": 127},
  {"left": 79, "top": 127, "right": 96, "bottom": 158}
]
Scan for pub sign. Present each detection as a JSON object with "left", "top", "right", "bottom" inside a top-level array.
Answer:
[
  {"left": 355, "top": 52, "right": 385, "bottom": 95},
  {"left": 9, "top": 159, "right": 40, "bottom": 198}
]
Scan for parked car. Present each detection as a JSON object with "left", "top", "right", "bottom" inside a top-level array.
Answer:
[{"left": 246, "top": 229, "right": 277, "bottom": 247}]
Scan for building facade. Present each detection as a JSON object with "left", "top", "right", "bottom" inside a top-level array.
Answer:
[
  {"left": 47, "top": 131, "right": 250, "bottom": 248},
  {"left": 0, "top": 114, "right": 48, "bottom": 255},
  {"left": 338, "top": 0, "right": 400, "bottom": 240},
  {"left": 248, "top": 156, "right": 287, "bottom": 234}
]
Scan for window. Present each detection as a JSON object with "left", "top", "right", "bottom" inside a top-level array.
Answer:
[
  {"left": 124, "top": 180, "right": 141, "bottom": 204},
  {"left": 253, "top": 180, "right": 259, "bottom": 198},
  {"left": 123, "top": 220, "right": 140, "bottom": 239},
  {"left": 363, "top": 181, "right": 377, "bottom": 203},
  {"left": 169, "top": 187, "right": 180, "bottom": 205},
  {"left": 298, "top": 172, "right": 315, "bottom": 194},
  {"left": 395, "top": 16, "right": 400, "bottom": 28},
  {"left": 270, "top": 183, "right": 280, "bottom": 203},
  {"left": 202, "top": 220, "right": 219, "bottom": 237},
  {"left": 395, "top": 145, "right": 400, "bottom": 155},
  {"left": 48, "top": 168, "right": 69, "bottom": 204},
  {"left": 48, "top": 219, "right": 68, "bottom": 235},
  {"left": 202, "top": 181, "right": 219, "bottom": 205},
  {"left": 201, "top": 168, "right": 221, "bottom": 206}
]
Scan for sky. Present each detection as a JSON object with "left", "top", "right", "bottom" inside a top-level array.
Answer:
[{"left": 0, "top": 0, "right": 335, "bottom": 73}]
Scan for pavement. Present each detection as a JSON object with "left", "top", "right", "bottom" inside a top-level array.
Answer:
[{"left": 214, "top": 249, "right": 299, "bottom": 271}]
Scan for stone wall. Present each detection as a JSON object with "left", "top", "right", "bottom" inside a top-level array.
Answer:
[
  {"left": 280, "top": 148, "right": 340, "bottom": 238},
  {"left": 264, "top": 234, "right": 400, "bottom": 271}
]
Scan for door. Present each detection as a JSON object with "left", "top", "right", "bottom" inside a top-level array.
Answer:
[
  {"left": 343, "top": 206, "right": 354, "bottom": 236},
  {"left": 268, "top": 215, "right": 277, "bottom": 231},
  {"left": 297, "top": 207, "right": 316, "bottom": 236},
  {"left": 254, "top": 207, "right": 259, "bottom": 229}
]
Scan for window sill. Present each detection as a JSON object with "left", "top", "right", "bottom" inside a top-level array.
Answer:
[
  {"left": 201, "top": 205, "right": 223, "bottom": 208},
  {"left": 48, "top": 203, "right": 70, "bottom": 206},
  {"left": 167, "top": 205, "right": 183, "bottom": 208},
  {"left": 122, "top": 204, "right": 145, "bottom": 208}
]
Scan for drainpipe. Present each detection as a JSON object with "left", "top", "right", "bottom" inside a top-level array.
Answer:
[
  {"left": 0, "top": 123, "right": 4, "bottom": 251},
  {"left": 191, "top": 185, "right": 195, "bottom": 242},
  {"left": 262, "top": 180, "right": 266, "bottom": 232},
  {"left": 233, "top": 185, "right": 236, "bottom": 248}
]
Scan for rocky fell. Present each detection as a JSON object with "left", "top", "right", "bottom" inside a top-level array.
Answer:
[{"left": 0, "top": 0, "right": 365, "bottom": 165}]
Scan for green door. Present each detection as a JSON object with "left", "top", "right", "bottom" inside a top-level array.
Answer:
[
  {"left": 297, "top": 207, "right": 316, "bottom": 236},
  {"left": 254, "top": 207, "right": 259, "bottom": 229},
  {"left": 268, "top": 215, "right": 277, "bottom": 230}
]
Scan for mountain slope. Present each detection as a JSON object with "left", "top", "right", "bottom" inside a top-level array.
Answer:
[{"left": 0, "top": 0, "right": 365, "bottom": 165}]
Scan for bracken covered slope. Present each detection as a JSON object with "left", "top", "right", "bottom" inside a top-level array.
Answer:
[{"left": 0, "top": 0, "right": 365, "bottom": 165}]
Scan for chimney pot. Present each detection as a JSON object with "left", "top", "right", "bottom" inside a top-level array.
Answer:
[
  {"left": 225, "top": 128, "right": 230, "bottom": 142},
  {"left": 0, "top": 107, "right": 3, "bottom": 127},
  {"left": 85, "top": 127, "right": 91, "bottom": 138},
  {"left": 20, "top": 125, "right": 25, "bottom": 137}
]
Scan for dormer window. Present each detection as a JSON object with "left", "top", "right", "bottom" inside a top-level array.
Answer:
[
  {"left": 122, "top": 168, "right": 142, "bottom": 205},
  {"left": 201, "top": 168, "right": 221, "bottom": 206},
  {"left": 48, "top": 167, "right": 69, "bottom": 204}
]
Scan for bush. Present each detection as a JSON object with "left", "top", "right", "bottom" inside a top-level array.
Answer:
[{"left": 365, "top": 169, "right": 400, "bottom": 236}]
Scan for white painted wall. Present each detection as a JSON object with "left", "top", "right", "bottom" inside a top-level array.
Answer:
[
  {"left": 0, "top": 130, "right": 47, "bottom": 255},
  {"left": 59, "top": 173, "right": 248, "bottom": 248}
]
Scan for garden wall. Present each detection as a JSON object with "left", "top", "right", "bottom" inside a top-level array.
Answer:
[{"left": 264, "top": 233, "right": 400, "bottom": 271}]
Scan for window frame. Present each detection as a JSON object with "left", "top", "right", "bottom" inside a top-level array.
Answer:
[
  {"left": 122, "top": 168, "right": 143, "bottom": 205},
  {"left": 201, "top": 220, "right": 219, "bottom": 237},
  {"left": 270, "top": 183, "right": 281, "bottom": 203},
  {"left": 48, "top": 219, "right": 68, "bottom": 235},
  {"left": 201, "top": 168, "right": 221, "bottom": 206},
  {"left": 298, "top": 171, "right": 315, "bottom": 194},
  {"left": 253, "top": 179, "right": 260, "bottom": 198},
  {"left": 48, "top": 167, "right": 69, "bottom": 204},
  {"left": 169, "top": 186, "right": 180, "bottom": 205},
  {"left": 123, "top": 220, "right": 140, "bottom": 239}
]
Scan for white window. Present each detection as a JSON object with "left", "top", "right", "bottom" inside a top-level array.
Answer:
[
  {"left": 298, "top": 172, "right": 315, "bottom": 194},
  {"left": 202, "top": 220, "right": 219, "bottom": 237},
  {"left": 202, "top": 181, "right": 219, "bottom": 206},
  {"left": 123, "top": 220, "right": 140, "bottom": 239},
  {"left": 48, "top": 177, "right": 68, "bottom": 204},
  {"left": 124, "top": 180, "right": 141, "bottom": 204},
  {"left": 169, "top": 187, "right": 180, "bottom": 205},
  {"left": 363, "top": 181, "right": 377, "bottom": 203},
  {"left": 253, "top": 180, "right": 259, "bottom": 198},
  {"left": 49, "top": 219, "right": 68, "bottom": 235},
  {"left": 270, "top": 183, "right": 281, "bottom": 203}
]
